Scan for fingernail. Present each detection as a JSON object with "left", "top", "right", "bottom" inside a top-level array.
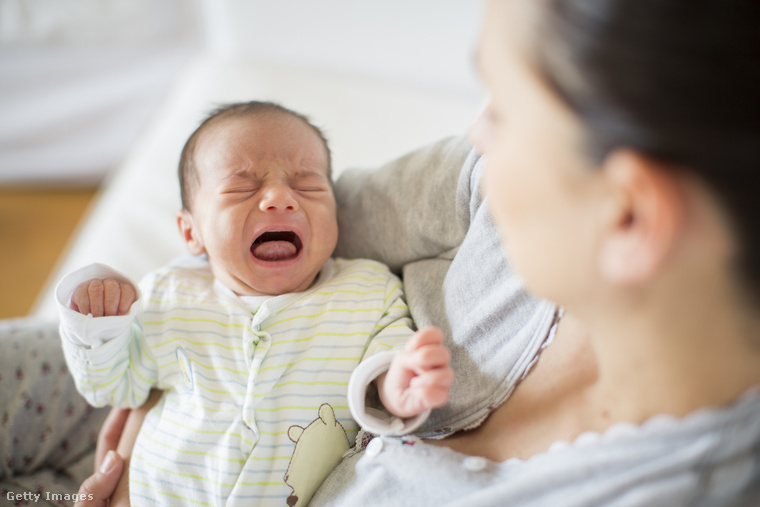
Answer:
[{"left": 100, "top": 450, "right": 116, "bottom": 474}]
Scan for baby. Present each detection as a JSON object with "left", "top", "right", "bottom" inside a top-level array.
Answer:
[{"left": 56, "top": 101, "right": 452, "bottom": 506}]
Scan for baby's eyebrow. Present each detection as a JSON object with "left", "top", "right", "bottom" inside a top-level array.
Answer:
[
  {"left": 220, "top": 163, "right": 329, "bottom": 182},
  {"left": 291, "top": 167, "right": 330, "bottom": 181},
  {"left": 294, "top": 170, "right": 326, "bottom": 179},
  {"left": 222, "top": 167, "right": 257, "bottom": 180}
]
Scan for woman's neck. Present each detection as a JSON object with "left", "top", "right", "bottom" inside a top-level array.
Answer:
[{"left": 578, "top": 270, "right": 760, "bottom": 423}]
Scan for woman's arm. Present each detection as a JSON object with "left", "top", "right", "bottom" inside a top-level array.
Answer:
[
  {"left": 334, "top": 136, "right": 473, "bottom": 273},
  {"left": 93, "top": 389, "right": 163, "bottom": 506}
]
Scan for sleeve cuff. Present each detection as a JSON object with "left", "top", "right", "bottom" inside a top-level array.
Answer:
[
  {"left": 348, "top": 351, "right": 431, "bottom": 436},
  {"left": 55, "top": 263, "right": 142, "bottom": 348}
]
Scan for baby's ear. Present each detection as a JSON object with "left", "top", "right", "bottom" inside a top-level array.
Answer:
[{"left": 177, "top": 209, "right": 206, "bottom": 255}]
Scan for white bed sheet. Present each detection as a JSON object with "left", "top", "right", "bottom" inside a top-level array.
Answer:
[{"left": 33, "top": 55, "right": 481, "bottom": 318}]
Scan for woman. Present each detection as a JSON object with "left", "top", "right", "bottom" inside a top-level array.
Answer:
[
  {"left": 80, "top": 0, "right": 760, "bottom": 504},
  {"left": 312, "top": 0, "right": 760, "bottom": 504}
]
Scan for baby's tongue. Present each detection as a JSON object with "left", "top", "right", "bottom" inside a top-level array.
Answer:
[{"left": 253, "top": 241, "right": 297, "bottom": 261}]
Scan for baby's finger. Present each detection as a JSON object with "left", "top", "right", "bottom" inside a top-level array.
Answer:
[
  {"left": 409, "top": 344, "right": 451, "bottom": 372},
  {"left": 410, "top": 366, "right": 455, "bottom": 390},
  {"left": 408, "top": 382, "right": 451, "bottom": 410},
  {"left": 103, "top": 279, "right": 122, "bottom": 316},
  {"left": 88, "top": 279, "right": 105, "bottom": 317},
  {"left": 71, "top": 282, "right": 91, "bottom": 315},
  {"left": 406, "top": 326, "right": 445, "bottom": 351},
  {"left": 117, "top": 283, "right": 137, "bottom": 316}
]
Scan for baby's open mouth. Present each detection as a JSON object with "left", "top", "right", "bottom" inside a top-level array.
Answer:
[{"left": 251, "top": 231, "right": 303, "bottom": 261}]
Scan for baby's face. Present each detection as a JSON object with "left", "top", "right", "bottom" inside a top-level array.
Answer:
[{"left": 179, "top": 113, "right": 338, "bottom": 296}]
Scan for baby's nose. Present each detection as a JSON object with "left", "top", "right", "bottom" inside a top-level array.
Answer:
[{"left": 259, "top": 183, "right": 298, "bottom": 211}]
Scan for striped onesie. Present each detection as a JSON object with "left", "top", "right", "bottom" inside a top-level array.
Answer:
[{"left": 57, "top": 256, "right": 415, "bottom": 506}]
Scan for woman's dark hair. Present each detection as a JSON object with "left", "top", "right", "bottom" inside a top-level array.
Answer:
[
  {"left": 178, "top": 101, "right": 331, "bottom": 211},
  {"left": 532, "top": 0, "right": 760, "bottom": 303}
]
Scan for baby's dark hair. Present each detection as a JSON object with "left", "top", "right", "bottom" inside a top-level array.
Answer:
[
  {"left": 178, "top": 101, "right": 331, "bottom": 211},
  {"left": 531, "top": 0, "right": 760, "bottom": 305}
]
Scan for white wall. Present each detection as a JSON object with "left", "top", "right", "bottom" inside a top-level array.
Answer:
[
  {"left": 0, "top": 0, "right": 201, "bottom": 186},
  {"left": 0, "top": 0, "right": 482, "bottom": 186},
  {"left": 199, "top": 0, "right": 482, "bottom": 97}
]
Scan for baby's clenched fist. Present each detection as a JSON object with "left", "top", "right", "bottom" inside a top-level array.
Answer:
[{"left": 71, "top": 278, "right": 137, "bottom": 317}]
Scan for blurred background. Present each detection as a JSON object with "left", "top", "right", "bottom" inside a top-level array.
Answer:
[{"left": 0, "top": 0, "right": 482, "bottom": 318}]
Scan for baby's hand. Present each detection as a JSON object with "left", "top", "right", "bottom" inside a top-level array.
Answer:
[
  {"left": 71, "top": 279, "right": 137, "bottom": 317},
  {"left": 378, "top": 327, "right": 454, "bottom": 419}
]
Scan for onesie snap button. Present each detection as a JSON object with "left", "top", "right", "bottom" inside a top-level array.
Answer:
[
  {"left": 365, "top": 437, "right": 384, "bottom": 457},
  {"left": 462, "top": 456, "right": 488, "bottom": 472}
]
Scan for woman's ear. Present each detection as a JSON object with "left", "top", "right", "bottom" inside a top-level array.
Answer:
[
  {"left": 597, "top": 149, "right": 684, "bottom": 286},
  {"left": 177, "top": 209, "right": 206, "bottom": 256}
]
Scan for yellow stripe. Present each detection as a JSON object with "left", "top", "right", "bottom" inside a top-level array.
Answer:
[
  {"left": 133, "top": 455, "right": 237, "bottom": 488},
  {"left": 263, "top": 307, "right": 382, "bottom": 328},
  {"left": 152, "top": 275, "right": 213, "bottom": 290},
  {"left": 195, "top": 380, "right": 247, "bottom": 397},
  {"left": 331, "top": 273, "right": 386, "bottom": 284},
  {"left": 165, "top": 397, "right": 240, "bottom": 414},
  {"left": 128, "top": 339, "right": 155, "bottom": 387},
  {"left": 130, "top": 478, "right": 213, "bottom": 506},
  {"left": 151, "top": 335, "right": 245, "bottom": 351},
  {"left": 157, "top": 416, "right": 254, "bottom": 446},
  {"left": 259, "top": 352, "right": 363, "bottom": 372},
  {"left": 190, "top": 358, "right": 247, "bottom": 376},
  {"left": 255, "top": 404, "right": 349, "bottom": 412},
  {"left": 273, "top": 380, "right": 349, "bottom": 388},
  {"left": 88, "top": 370, "right": 125, "bottom": 391},
  {"left": 142, "top": 316, "right": 247, "bottom": 329},
  {"left": 259, "top": 427, "right": 358, "bottom": 436},
  {"left": 146, "top": 296, "right": 241, "bottom": 311},
  {"left": 267, "top": 330, "right": 370, "bottom": 349},
  {"left": 88, "top": 363, "right": 118, "bottom": 374},
  {"left": 259, "top": 356, "right": 361, "bottom": 372},
  {"left": 311, "top": 288, "right": 383, "bottom": 297},
  {"left": 139, "top": 430, "right": 247, "bottom": 463},
  {"left": 384, "top": 282, "right": 403, "bottom": 304}
]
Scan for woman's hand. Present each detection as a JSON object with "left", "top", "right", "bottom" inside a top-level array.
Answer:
[
  {"left": 73, "top": 405, "right": 131, "bottom": 506},
  {"left": 73, "top": 450, "right": 124, "bottom": 507},
  {"left": 95, "top": 406, "right": 131, "bottom": 471},
  {"left": 74, "top": 390, "right": 162, "bottom": 506}
]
